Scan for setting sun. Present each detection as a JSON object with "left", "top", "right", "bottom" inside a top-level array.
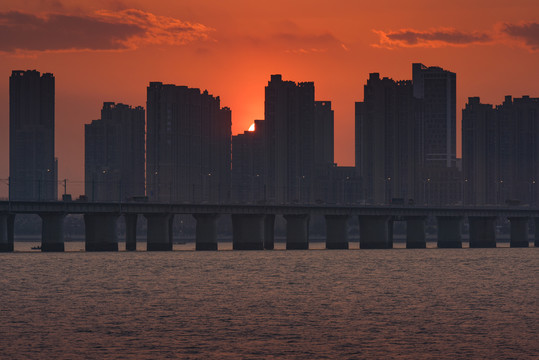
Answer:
[{"left": 248, "top": 123, "right": 255, "bottom": 132}]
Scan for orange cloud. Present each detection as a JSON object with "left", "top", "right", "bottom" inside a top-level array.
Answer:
[
  {"left": 501, "top": 22, "right": 539, "bottom": 51},
  {"left": 0, "top": 9, "right": 213, "bottom": 53},
  {"left": 373, "top": 22, "right": 539, "bottom": 52},
  {"left": 373, "top": 28, "right": 491, "bottom": 49}
]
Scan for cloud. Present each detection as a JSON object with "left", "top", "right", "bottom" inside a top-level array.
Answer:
[
  {"left": 373, "top": 28, "right": 492, "bottom": 49},
  {"left": 501, "top": 22, "right": 539, "bottom": 51},
  {"left": 272, "top": 31, "right": 348, "bottom": 54},
  {"left": 373, "top": 22, "right": 539, "bottom": 52},
  {"left": 0, "top": 9, "right": 213, "bottom": 53}
]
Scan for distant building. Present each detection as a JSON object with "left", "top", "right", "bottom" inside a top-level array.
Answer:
[
  {"left": 462, "top": 96, "right": 539, "bottom": 206},
  {"left": 355, "top": 73, "right": 418, "bottom": 204},
  {"left": 412, "top": 64, "right": 461, "bottom": 205},
  {"left": 313, "top": 101, "right": 336, "bottom": 201},
  {"left": 264, "top": 75, "right": 336, "bottom": 204},
  {"left": 356, "top": 64, "right": 461, "bottom": 205},
  {"left": 314, "top": 101, "right": 334, "bottom": 170},
  {"left": 412, "top": 63, "right": 457, "bottom": 168},
  {"left": 231, "top": 120, "right": 266, "bottom": 203},
  {"left": 146, "top": 83, "right": 231, "bottom": 203},
  {"left": 496, "top": 96, "right": 539, "bottom": 205},
  {"left": 324, "top": 165, "right": 361, "bottom": 204},
  {"left": 462, "top": 97, "right": 497, "bottom": 205},
  {"left": 85, "top": 102, "right": 145, "bottom": 201},
  {"left": 9, "top": 70, "right": 57, "bottom": 200}
]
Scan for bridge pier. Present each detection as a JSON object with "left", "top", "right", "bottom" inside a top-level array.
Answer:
[
  {"left": 436, "top": 216, "right": 463, "bottom": 248},
  {"left": 40, "top": 213, "right": 65, "bottom": 252},
  {"left": 7, "top": 214, "right": 14, "bottom": 252},
  {"left": 359, "top": 215, "right": 391, "bottom": 249},
  {"left": 145, "top": 214, "right": 173, "bottom": 251},
  {"left": 388, "top": 219, "right": 394, "bottom": 249},
  {"left": 232, "top": 214, "right": 265, "bottom": 250},
  {"left": 508, "top": 217, "right": 529, "bottom": 248},
  {"left": 194, "top": 214, "right": 219, "bottom": 250},
  {"left": 406, "top": 216, "right": 427, "bottom": 248},
  {"left": 0, "top": 214, "right": 12, "bottom": 252},
  {"left": 264, "top": 214, "right": 275, "bottom": 250},
  {"left": 84, "top": 213, "right": 119, "bottom": 251},
  {"left": 533, "top": 218, "right": 539, "bottom": 247},
  {"left": 325, "top": 215, "right": 349, "bottom": 249},
  {"left": 468, "top": 216, "right": 497, "bottom": 248},
  {"left": 285, "top": 214, "right": 310, "bottom": 250},
  {"left": 125, "top": 214, "right": 138, "bottom": 251}
]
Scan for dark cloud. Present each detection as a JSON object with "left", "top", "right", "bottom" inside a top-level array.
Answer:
[
  {"left": 0, "top": 9, "right": 212, "bottom": 53},
  {"left": 373, "top": 28, "right": 491, "bottom": 48},
  {"left": 502, "top": 22, "right": 539, "bottom": 50}
]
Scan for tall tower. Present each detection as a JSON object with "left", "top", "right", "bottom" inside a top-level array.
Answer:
[
  {"left": 355, "top": 73, "right": 416, "bottom": 204},
  {"left": 264, "top": 74, "right": 316, "bottom": 204},
  {"left": 412, "top": 63, "right": 457, "bottom": 168},
  {"left": 146, "top": 83, "right": 231, "bottom": 203},
  {"left": 462, "top": 97, "right": 497, "bottom": 205},
  {"left": 85, "top": 102, "right": 145, "bottom": 201},
  {"left": 495, "top": 96, "right": 539, "bottom": 205},
  {"left": 9, "top": 70, "right": 56, "bottom": 200}
]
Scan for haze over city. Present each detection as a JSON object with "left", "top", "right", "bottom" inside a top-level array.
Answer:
[{"left": 1, "top": 0, "right": 538, "bottom": 198}]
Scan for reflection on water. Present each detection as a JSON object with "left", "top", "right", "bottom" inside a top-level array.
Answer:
[{"left": 0, "top": 248, "right": 537, "bottom": 359}]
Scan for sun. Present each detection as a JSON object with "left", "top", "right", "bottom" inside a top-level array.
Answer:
[{"left": 248, "top": 123, "right": 255, "bottom": 132}]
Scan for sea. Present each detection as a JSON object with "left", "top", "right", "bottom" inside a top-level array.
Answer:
[{"left": 0, "top": 241, "right": 537, "bottom": 359}]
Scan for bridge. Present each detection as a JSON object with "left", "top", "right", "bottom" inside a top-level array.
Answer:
[{"left": 1, "top": 201, "right": 538, "bottom": 251}]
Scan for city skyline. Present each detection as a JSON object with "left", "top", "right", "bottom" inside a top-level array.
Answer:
[
  {"left": 0, "top": 0, "right": 538, "bottom": 196},
  {"left": 2, "top": 68, "right": 539, "bottom": 203}
]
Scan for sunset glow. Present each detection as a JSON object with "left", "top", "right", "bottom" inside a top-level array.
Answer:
[
  {"left": 248, "top": 123, "right": 255, "bottom": 132},
  {"left": 0, "top": 0, "right": 537, "bottom": 197}
]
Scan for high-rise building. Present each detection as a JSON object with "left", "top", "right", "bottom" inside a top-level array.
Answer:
[
  {"left": 231, "top": 120, "right": 266, "bottom": 203},
  {"left": 412, "top": 63, "right": 457, "bottom": 169},
  {"left": 312, "top": 101, "right": 340, "bottom": 202},
  {"left": 85, "top": 102, "right": 145, "bottom": 201},
  {"left": 146, "top": 83, "right": 231, "bottom": 203},
  {"left": 265, "top": 74, "right": 320, "bottom": 204},
  {"left": 355, "top": 73, "right": 417, "bottom": 204},
  {"left": 9, "top": 70, "right": 57, "bottom": 200},
  {"left": 412, "top": 63, "right": 461, "bottom": 205},
  {"left": 313, "top": 101, "right": 334, "bottom": 170},
  {"left": 462, "top": 95, "right": 539, "bottom": 205},
  {"left": 356, "top": 64, "right": 461, "bottom": 206},
  {"left": 462, "top": 97, "right": 497, "bottom": 205},
  {"left": 495, "top": 96, "right": 539, "bottom": 205}
]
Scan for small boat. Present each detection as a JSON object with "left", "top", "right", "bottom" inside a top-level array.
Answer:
[{"left": 31, "top": 246, "right": 41, "bottom": 250}]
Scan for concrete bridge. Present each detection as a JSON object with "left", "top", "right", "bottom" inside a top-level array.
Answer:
[{"left": 0, "top": 201, "right": 538, "bottom": 252}]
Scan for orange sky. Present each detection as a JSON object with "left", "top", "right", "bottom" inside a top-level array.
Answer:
[{"left": 1, "top": 0, "right": 538, "bottom": 197}]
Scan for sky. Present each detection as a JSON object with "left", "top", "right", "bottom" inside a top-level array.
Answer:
[{"left": 0, "top": 0, "right": 538, "bottom": 197}]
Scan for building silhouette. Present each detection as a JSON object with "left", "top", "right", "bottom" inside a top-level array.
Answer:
[
  {"left": 85, "top": 102, "right": 145, "bottom": 201},
  {"left": 264, "top": 75, "right": 337, "bottom": 204},
  {"left": 231, "top": 120, "right": 266, "bottom": 203},
  {"left": 356, "top": 73, "right": 418, "bottom": 204},
  {"left": 265, "top": 75, "right": 315, "bottom": 203},
  {"left": 412, "top": 63, "right": 457, "bottom": 168},
  {"left": 463, "top": 96, "right": 539, "bottom": 205},
  {"left": 462, "top": 97, "right": 497, "bottom": 205},
  {"left": 412, "top": 63, "right": 461, "bottom": 205},
  {"left": 496, "top": 96, "right": 539, "bottom": 205},
  {"left": 9, "top": 70, "right": 57, "bottom": 200},
  {"left": 356, "top": 64, "right": 461, "bottom": 205},
  {"left": 146, "top": 83, "right": 231, "bottom": 203}
]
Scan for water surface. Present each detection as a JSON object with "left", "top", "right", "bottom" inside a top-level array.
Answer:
[{"left": 1, "top": 248, "right": 537, "bottom": 359}]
